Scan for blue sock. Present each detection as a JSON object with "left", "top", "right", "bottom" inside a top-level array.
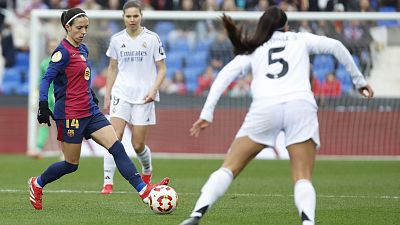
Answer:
[
  {"left": 37, "top": 161, "right": 78, "bottom": 187},
  {"left": 108, "top": 141, "right": 146, "bottom": 192}
]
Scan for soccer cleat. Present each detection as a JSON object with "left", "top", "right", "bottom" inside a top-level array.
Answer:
[
  {"left": 100, "top": 184, "right": 113, "bottom": 194},
  {"left": 141, "top": 173, "right": 152, "bottom": 184},
  {"left": 139, "top": 177, "right": 170, "bottom": 203},
  {"left": 28, "top": 177, "right": 43, "bottom": 210},
  {"left": 179, "top": 217, "right": 201, "bottom": 225}
]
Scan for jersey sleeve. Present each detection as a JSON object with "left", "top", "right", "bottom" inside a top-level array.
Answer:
[
  {"left": 300, "top": 32, "right": 367, "bottom": 89},
  {"left": 153, "top": 35, "right": 166, "bottom": 62},
  {"left": 200, "top": 55, "right": 251, "bottom": 122},
  {"left": 39, "top": 48, "right": 69, "bottom": 102},
  {"left": 106, "top": 38, "right": 118, "bottom": 60}
]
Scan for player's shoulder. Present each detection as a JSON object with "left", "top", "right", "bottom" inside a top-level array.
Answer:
[
  {"left": 143, "top": 27, "right": 162, "bottom": 43},
  {"left": 51, "top": 41, "right": 70, "bottom": 63}
]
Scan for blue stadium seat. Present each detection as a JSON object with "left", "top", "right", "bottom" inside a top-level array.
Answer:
[
  {"left": 313, "top": 68, "right": 329, "bottom": 82},
  {"left": 377, "top": 7, "right": 399, "bottom": 27},
  {"left": 15, "top": 52, "right": 29, "bottom": 68},
  {"left": 168, "top": 38, "right": 191, "bottom": 52},
  {"left": 154, "top": 21, "right": 175, "bottom": 35},
  {"left": 312, "top": 54, "right": 335, "bottom": 72},
  {"left": 166, "top": 50, "right": 185, "bottom": 69},
  {"left": 195, "top": 39, "right": 211, "bottom": 52},
  {"left": 336, "top": 68, "right": 353, "bottom": 93},
  {"left": 188, "top": 51, "right": 209, "bottom": 69}
]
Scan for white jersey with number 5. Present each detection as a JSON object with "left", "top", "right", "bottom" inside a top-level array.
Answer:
[
  {"left": 200, "top": 31, "right": 367, "bottom": 122},
  {"left": 106, "top": 28, "right": 166, "bottom": 104}
]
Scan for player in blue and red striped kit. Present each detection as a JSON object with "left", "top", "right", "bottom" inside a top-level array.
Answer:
[{"left": 28, "top": 7, "right": 169, "bottom": 211}]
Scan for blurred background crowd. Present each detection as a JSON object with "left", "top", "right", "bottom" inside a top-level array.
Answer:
[{"left": 0, "top": 0, "right": 399, "bottom": 101}]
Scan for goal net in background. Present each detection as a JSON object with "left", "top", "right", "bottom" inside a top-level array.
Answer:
[{"left": 28, "top": 10, "right": 400, "bottom": 157}]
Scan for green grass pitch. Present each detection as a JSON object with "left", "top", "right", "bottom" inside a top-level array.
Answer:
[{"left": 0, "top": 155, "right": 399, "bottom": 225}]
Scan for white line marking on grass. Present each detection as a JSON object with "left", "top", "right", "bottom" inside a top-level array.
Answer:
[{"left": 1, "top": 189, "right": 399, "bottom": 199}]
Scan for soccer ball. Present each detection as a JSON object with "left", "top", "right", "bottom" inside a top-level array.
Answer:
[{"left": 148, "top": 185, "right": 178, "bottom": 214}]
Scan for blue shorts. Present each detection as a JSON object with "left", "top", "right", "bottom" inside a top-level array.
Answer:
[{"left": 56, "top": 113, "right": 111, "bottom": 144}]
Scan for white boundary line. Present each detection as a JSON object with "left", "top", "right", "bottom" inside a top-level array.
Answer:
[{"left": 2, "top": 189, "right": 399, "bottom": 199}]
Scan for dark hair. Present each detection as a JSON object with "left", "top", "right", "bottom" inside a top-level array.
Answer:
[
  {"left": 60, "top": 8, "right": 87, "bottom": 31},
  {"left": 123, "top": 0, "right": 142, "bottom": 14},
  {"left": 222, "top": 6, "right": 287, "bottom": 55}
]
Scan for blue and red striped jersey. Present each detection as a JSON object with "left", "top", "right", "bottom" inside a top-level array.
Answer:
[{"left": 39, "top": 39, "right": 100, "bottom": 119}]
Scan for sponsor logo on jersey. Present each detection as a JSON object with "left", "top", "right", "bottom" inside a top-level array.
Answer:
[
  {"left": 84, "top": 67, "right": 90, "bottom": 80},
  {"left": 121, "top": 44, "right": 126, "bottom": 48},
  {"left": 142, "top": 42, "right": 147, "bottom": 48},
  {"left": 159, "top": 46, "right": 165, "bottom": 55},
  {"left": 51, "top": 51, "right": 62, "bottom": 62},
  {"left": 67, "top": 129, "right": 75, "bottom": 137}
]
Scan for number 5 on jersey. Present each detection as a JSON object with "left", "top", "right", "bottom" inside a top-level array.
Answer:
[{"left": 266, "top": 47, "right": 289, "bottom": 79}]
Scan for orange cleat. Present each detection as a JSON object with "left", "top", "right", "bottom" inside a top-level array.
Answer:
[
  {"left": 141, "top": 173, "right": 152, "bottom": 185},
  {"left": 28, "top": 177, "right": 43, "bottom": 210},
  {"left": 100, "top": 184, "right": 113, "bottom": 194},
  {"left": 139, "top": 177, "right": 170, "bottom": 203}
]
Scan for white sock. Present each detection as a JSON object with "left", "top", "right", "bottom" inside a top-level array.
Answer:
[
  {"left": 136, "top": 145, "right": 152, "bottom": 174},
  {"left": 190, "top": 167, "right": 233, "bottom": 218},
  {"left": 294, "top": 179, "right": 316, "bottom": 225},
  {"left": 103, "top": 151, "right": 117, "bottom": 185}
]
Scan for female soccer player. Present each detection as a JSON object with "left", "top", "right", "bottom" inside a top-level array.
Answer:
[
  {"left": 29, "top": 7, "right": 169, "bottom": 211},
  {"left": 180, "top": 6, "right": 373, "bottom": 225},
  {"left": 101, "top": 0, "right": 167, "bottom": 194}
]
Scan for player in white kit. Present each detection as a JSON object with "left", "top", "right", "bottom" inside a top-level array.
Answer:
[
  {"left": 101, "top": 0, "right": 167, "bottom": 194},
  {"left": 180, "top": 6, "right": 374, "bottom": 225}
]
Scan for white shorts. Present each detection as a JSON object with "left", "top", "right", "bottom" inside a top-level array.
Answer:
[
  {"left": 110, "top": 96, "right": 156, "bottom": 125},
  {"left": 236, "top": 100, "right": 320, "bottom": 148}
]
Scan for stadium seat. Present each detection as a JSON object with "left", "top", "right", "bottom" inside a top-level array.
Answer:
[
  {"left": 312, "top": 54, "right": 335, "bottom": 72},
  {"left": 195, "top": 39, "right": 211, "bottom": 52},
  {"left": 168, "top": 38, "right": 191, "bottom": 52},
  {"left": 188, "top": 51, "right": 209, "bottom": 69},
  {"left": 154, "top": 21, "right": 175, "bottom": 37},
  {"left": 166, "top": 51, "right": 185, "bottom": 69},
  {"left": 15, "top": 52, "right": 29, "bottom": 68},
  {"left": 336, "top": 68, "right": 353, "bottom": 93},
  {"left": 377, "top": 7, "right": 399, "bottom": 27},
  {"left": 313, "top": 68, "right": 329, "bottom": 82}
]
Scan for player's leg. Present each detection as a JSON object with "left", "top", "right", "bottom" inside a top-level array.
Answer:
[
  {"left": 131, "top": 125, "right": 152, "bottom": 184},
  {"left": 91, "top": 115, "right": 169, "bottom": 202},
  {"left": 101, "top": 116, "right": 126, "bottom": 194},
  {"left": 284, "top": 100, "right": 318, "bottom": 225},
  {"left": 101, "top": 97, "right": 128, "bottom": 193},
  {"left": 130, "top": 102, "right": 156, "bottom": 184},
  {"left": 287, "top": 139, "right": 316, "bottom": 225},
  {"left": 180, "top": 136, "right": 264, "bottom": 225},
  {"left": 29, "top": 119, "right": 83, "bottom": 210}
]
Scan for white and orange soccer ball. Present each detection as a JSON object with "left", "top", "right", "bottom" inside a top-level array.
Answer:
[{"left": 148, "top": 185, "right": 178, "bottom": 214}]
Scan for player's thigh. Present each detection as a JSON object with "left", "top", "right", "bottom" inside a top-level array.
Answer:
[
  {"left": 287, "top": 139, "right": 316, "bottom": 183},
  {"left": 283, "top": 100, "right": 320, "bottom": 148},
  {"left": 110, "top": 117, "right": 127, "bottom": 140},
  {"left": 91, "top": 125, "right": 119, "bottom": 149},
  {"left": 60, "top": 142, "right": 82, "bottom": 164},
  {"left": 130, "top": 102, "right": 156, "bottom": 125},
  {"left": 222, "top": 136, "right": 264, "bottom": 177}
]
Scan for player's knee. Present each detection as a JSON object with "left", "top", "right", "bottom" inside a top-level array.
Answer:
[
  {"left": 64, "top": 161, "right": 79, "bottom": 173},
  {"left": 133, "top": 143, "right": 145, "bottom": 152}
]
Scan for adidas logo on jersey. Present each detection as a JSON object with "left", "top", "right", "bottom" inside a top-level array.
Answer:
[{"left": 121, "top": 44, "right": 126, "bottom": 48}]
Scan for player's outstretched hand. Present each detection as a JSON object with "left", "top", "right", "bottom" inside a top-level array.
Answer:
[
  {"left": 37, "top": 101, "right": 55, "bottom": 126},
  {"left": 190, "top": 119, "right": 210, "bottom": 138},
  {"left": 358, "top": 84, "right": 374, "bottom": 99}
]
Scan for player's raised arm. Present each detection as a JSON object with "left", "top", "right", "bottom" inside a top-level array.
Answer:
[{"left": 301, "top": 32, "right": 374, "bottom": 98}]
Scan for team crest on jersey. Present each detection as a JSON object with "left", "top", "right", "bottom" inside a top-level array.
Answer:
[
  {"left": 67, "top": 129, "right": 74, "bottom": 137},
  {"left": 142, "top": 42, "right": 147, "bottom": 48},
  {"left": 84, "top": 67, "right": 91, "bottom": 80},
  {"left": 51, "top": 51, "right": 62, "bottom": 62},
  {"left": 80, "top": 55, "right": 86, "bottom": 61}
]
